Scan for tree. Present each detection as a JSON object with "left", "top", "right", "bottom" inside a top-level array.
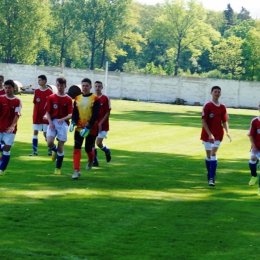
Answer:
[
  {"left": 77, "top": 0, "right": 131, "bottom": 70},
  {"left": 237, "top": 7, "right": 251, "bottom": 21},
  {"left": 210, "top": 36, "right": 244, "bottom": 76},
  {"left": 0, "top": 0, "right": 50, "bottom": 63},
  {"left": 149, "top": 0, "right": 220, "bottom": 75},
  {"left": 223, "top": 4, "right": 236, "bottom": 30},
  {"left": 242, "top": 28, "right": 260, "bottom": 80}
]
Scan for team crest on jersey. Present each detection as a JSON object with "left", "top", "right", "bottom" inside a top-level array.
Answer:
[
  {"left": 36, "top": 98, "right": 41, "bottom": 102},
  {"left": 209, "top": 113, "right": 214, "bottom": 118},
  {"left": 257, "top": 129, "right": 260, "bottom": 134},
  {"left": 53, "top": 104, "right": 58, "bottom": 109}
]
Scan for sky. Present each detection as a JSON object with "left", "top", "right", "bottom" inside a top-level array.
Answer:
[{"left": 136, "top": 0, "right": 260, "bottom": 19}]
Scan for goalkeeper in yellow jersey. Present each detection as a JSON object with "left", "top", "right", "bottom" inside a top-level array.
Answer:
[{"left": 69, "top": 78, "right": 100, "bottom": 179}]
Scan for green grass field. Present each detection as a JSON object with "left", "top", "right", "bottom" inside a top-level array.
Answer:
[{"left": 1, "top": 94, "right": 260, "bottom": 260}]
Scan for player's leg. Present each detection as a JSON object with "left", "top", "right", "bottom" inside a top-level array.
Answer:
[
  {"left": 0, "top": 133, "right": 15, "bottom": 175},
  {"left": 47, "top": 124, "right": 58, "bottom": 162},
  {"left": 85, "top": 134, "right": 96, "bottom": 170},
  {"left": 203, "top": 142, "right": 211, "bottom": 181},
  {"left": 29, "top": 127, "right": 39, "bottom": 156},
  {"left": 54, "top": 122, "right": 68, "bottom": 174},
  {"left": 72, "top": 131, "right": 84, "bottom": 179},
  {"left": 96, "top": 131, "right": 111, "bottom": 162},
  {"left": 43, "top": 124, "right": 52, "bottom": 156},
  {"left": 249, "top": 149, "right": 258, "bottom": 186},
  {"left": 208, "top": 141, "right": 221, "bottom": 186}
]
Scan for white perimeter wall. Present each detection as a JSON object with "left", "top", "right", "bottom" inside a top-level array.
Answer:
[{"left": 0, "top": 63, "right": 259, "bottom": 108}]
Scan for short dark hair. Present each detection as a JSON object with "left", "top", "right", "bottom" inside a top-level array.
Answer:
[
  {"left": 4, "top": 79, "right": 15, "bottom": 88},
  {"left": 56, "top": 77, "right": 66, "bottom": 85},
  {"left": 211, "top": 86, "right": 221, "bottom": 92},
  {"left": 0, "top": 75, "right": 4, "bottom": 80},
  {"left": 95, "top": 81, "right": 103, "bottom": 86},
  {"left": 38, "top": 75, "right": 47, "bottom": 81},
  {"left": 82, "top": 78, "right": 92, "bottom": 85}
]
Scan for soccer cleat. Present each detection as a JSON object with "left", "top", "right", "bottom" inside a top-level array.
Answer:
[
  {"left": 51, "top": 151, "right": 57, "bottom": 162},
  {"left": 54, "top": 168, "right": 61, "bottom": 175},
  {"left": 105, "top": 149, "right": 111, "bottom": 162},
  {"left": 93, "top": 161, "right": 99, "bottom": 167},
  {"left": 208, "top": 179, "right": 215, "bottom": 186},
  {"left": 86, "top": 161, "right": 93, "bottom": 170},
  {"left": 48, "top": 149, "right": 52, "bottom": 156},
  {"left": 72, "top": 170, "right": 81, "bottom": 179},
  {"left": 0, "top": 170, "right": 5, "bottom": 176},
  {"left": 29, "top": 151, "right": 38, "bottom": 156},
  {"left": 249, "top": 176, "right": 258, "bottom": 186}
]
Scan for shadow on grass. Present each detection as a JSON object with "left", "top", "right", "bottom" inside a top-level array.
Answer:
[{"left": 110, "top": 109, "right": 255, "bottom": 131}]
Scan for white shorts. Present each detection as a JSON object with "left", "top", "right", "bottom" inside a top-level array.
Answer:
[
  {"left": 0, "top": 132, "right": 16, "bottom": 146},
  {"left": 47, "top": 119, "right": 68, "bottom": 142},
  {"left": 33, "top": 124, "right": 48, "bottom": 132},
  {"left": 250, "top": 149, "right": 260, "bottom": 159},
  {"left": 203, "top": 140, "right": 221, "bottom": 150},
  {"left": 97, "top": 131, "right": 108, "bottom": 139}
]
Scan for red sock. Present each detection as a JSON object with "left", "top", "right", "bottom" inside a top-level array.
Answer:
[
  {"left": 87, "top": 149, "right": 94, "bottom": 162},
  {"left": 73, "top": 148, "right": 81, "bottom": 171}
]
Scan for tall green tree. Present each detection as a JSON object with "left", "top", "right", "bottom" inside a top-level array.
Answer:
[
  {"left": 0, "top": 0, "right": 50, "bottom": 63},
  {"left": 77, "top": 0, "right": 131, "bottom": 70},
  {"left": 210, "top": 36, "right": 244, "bottom": 76},
  {"left": 149, "top": 0, "right": 220, "bottom": 75}
]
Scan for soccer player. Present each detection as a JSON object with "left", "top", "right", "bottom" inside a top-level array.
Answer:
[
  {"left": 93, "top": 81, "right": 111, "bottom": 167},
  {"left": 46, "top": 77, "right": 73, "bottom": 175},
  {"left": 70, "top": 78, "right": 100, "bottom": 179},
  {"left": 0, "top": 75, "right": 5, "bottom": 95},
  {"left": 29, "top": 75, "right": 53, "bottom": 156},
  {"left": 201, "top": 86, "right": 231, "bottom": 186},
  {"left": 0, "top": 80, "right": 22, "bottom": 175},
  {"left": 247, "top": 102, "right": 260, "bottom": 189}
]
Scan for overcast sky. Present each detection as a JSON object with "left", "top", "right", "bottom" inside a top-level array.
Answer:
[{"left": 136, "top": 0, "right": 260, "bottom": 19}]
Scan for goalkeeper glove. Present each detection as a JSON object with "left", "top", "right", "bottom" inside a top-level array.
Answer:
[
  {"left": 69, "top": 121, "right": 77, "bottom": 132},
  {"left": 80, "top": 127, "right": 90, "bottom": 138}
]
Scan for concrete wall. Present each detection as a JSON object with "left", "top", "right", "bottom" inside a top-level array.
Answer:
[{"left": 0, "top": 63, "right": 259, "bottom": 108}]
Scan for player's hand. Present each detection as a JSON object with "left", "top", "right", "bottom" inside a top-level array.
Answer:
[
  {"left": 227, "top": 133, "right": 232, "bottom": 142},
  {"left": 6, "top": 125, "right": 15, "bottom": 133},
  {"left": 208, "top": 134, "right": 215, "bottom": 143},
  {"left": 80, "top": 127, "right": 90, "bottom": 138},
  {"left": 69, "top": 121, "right": 76, "bottom": 132}
]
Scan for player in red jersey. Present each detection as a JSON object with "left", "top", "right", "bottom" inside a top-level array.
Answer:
[
  {"left": 247, "top": 102, "right": 260, "bottom": 190},
  {"left": 0, "top": 75, "right": 5, "bottom": 96},
  {"left": 46, "top": 77, "right": 73, "bottom": 175},
  {"left": 70, "top": 78, "right": 100, "bottom": 179},
  {"left": 29, "top": 75, "right": 53, "bottom": 156},
  {"left": 92, "top": 81, "right": 111, "bottom": 167},
  {"left": 0, "top": 80, "right": 22, "bottom": 175},
  {"left": 201, "top": 86, "right": 231, "bottom": 186}
]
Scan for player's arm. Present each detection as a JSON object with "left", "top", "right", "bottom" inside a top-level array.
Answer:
[
  {"left": 249, "top": 135, "right": 258, "bottom": 153},
  {"left": 98, "top": 111, "right": 110, "bottom": 132},
  {"left": 202, "top": 118, "right": 214, "bottom": 143},
  {"left": 46, "top": 111, "right": 55, "bottom": 130},
  {"left": 88, "top": 99, "right": 100, "bottom": 128},
  {"left": 223, "top": 121, "right": 232, "bottom": 141}
]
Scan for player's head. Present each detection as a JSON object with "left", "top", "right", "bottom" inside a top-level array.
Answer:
[
  {"left": 56, "top": 77, "right": 67, "bottom": 94},
  {"left": 94, "top": 81, "right": 103, "bottom": 96},
  {"left": 81, "top": 78, "right": 92, "bottom": 95},
  {"left": 211, "top": 86, "right": 221, "bottom": 92},
  {"left": 211, "top": 86, "right": 221, "bottom": 100},
  {"left": 0, "top": 75, "right": 4, "bottom": 87},
  {"left": 38, "top": 75, "right": 47, "bottom": 87},
  {"left": 4, "top": 79, "right": 15, "bottom": 97}
]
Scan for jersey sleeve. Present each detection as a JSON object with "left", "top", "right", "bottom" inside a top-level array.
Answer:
[
  {"left": 221, "top": 105, "right": 228, "bottom": 123},
  {"left": 248, "top": 119, "right": 256, "bottom": 137},
  {"left": 202, "top": 103, "right": 209, "bottom": 119}
]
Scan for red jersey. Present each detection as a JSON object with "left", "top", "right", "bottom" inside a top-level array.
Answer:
[
  {"left": 0, "top": 95, "right": 22, "bottom": 134},
  {"left": 46, "top": 94, "right": 73, "bottom": 125},
  {"left": 0, "top": 88, "right": 5, "bottom": 96},
  {"left": 98, "top": 94, "right": 111, "bottom": 131},
  {"left": 248, "top": 117, "right": 260, "bottom": 149},
  {"left": 201, "top": 101, "right": 228, "bottom": 142},
  {"left": 33, "top": 87, "right": 53, "bottom": 124}
]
